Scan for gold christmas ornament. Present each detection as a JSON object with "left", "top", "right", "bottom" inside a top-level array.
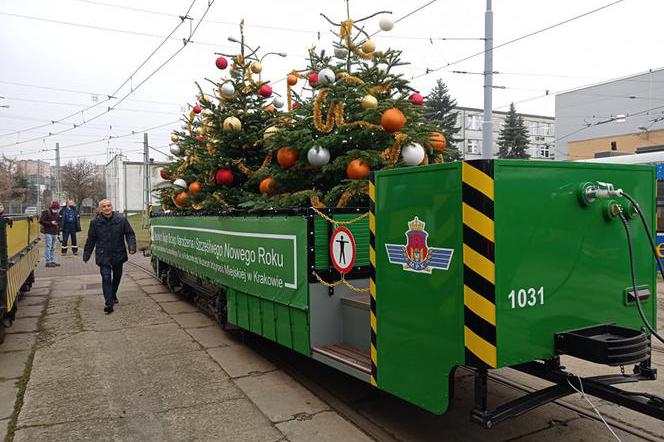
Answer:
[
  {"left": 250, "top": 62, "right": 263, "bottom": 74},
  {"left": 223, "top": 116, "right": 242, "bottom": 130},
  {"left": 361, "top": 94, "right": 378, "bottom": 110},
  {"left": 263, "top": 126, "right": 280, "bottom": 140},
  {"left": 170, "top": 134, "right": 179, "bottom": 143},
  {"left": 362, "top": 39, "right": 376, "bottom": 53}
]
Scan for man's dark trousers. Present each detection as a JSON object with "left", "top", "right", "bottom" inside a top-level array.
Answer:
[
  {"left": 62, "top": 226, "right": 78, "bottom": 255},
  {"left": 100, "top": 263, "right": 122, "bottom": 306}
]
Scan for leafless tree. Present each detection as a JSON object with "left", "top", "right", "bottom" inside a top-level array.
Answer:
[
  {"left": 61, "top": 160, "right": 97, "bottom": 206},
  {"left": 0, "top": 156, "right": 28, "bottom": 205}
]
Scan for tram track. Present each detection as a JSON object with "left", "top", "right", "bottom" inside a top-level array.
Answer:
[{"left": 458, "top": 366, "right": 664, "bottom": 442}]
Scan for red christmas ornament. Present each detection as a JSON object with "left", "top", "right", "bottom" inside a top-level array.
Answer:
[
  {"left": 308, "top": 72, "right": 319, "bottom": 86},
  {"left": 195, "top": 135, "right": 204, "bottom": 141},
  {"left": 215, "top": 56, "right": 228, "bottom": 70},
  {"left": 264, "top": 105, "right": 276, "bottom": 112},
  {"left": 292, "top": 102, "right": 301, "bottom": 110},
  {"left": 159, "top": 169, "right": 170, "bottom": 180},
  {"left": 193, "top": 105, "right": 202, "bottom": 114},
  {"left": 215, "top": 168, "right": 234, "bottom": 186},
  {"left": 409, "top": 93, "right": 424, "bottom": 106},
  {"left": 259, "top": 84, "right": 273, "bottom": 98}
]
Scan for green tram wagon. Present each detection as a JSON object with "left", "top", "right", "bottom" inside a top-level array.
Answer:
[
  {"left": 0, "top": 216, "right": 41, "bottom": 343},
  {"left": 151, "top": 160, "right": 664, "bottom": 426}
]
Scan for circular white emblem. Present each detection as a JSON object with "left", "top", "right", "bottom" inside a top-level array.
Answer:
[{"left": 329, "top": 227, "right": 356, "bottom": 274}]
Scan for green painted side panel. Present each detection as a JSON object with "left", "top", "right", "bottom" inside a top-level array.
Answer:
[
  {"left": 313, "top": 213, "right": 370, "bottom": 270},
  {"left": 373, "top": 163, "right": 465, "bottom": 414},
  {"left": 248, "top": 296, "right": 262, "bottom": 335},
  {"left": 493, "top": 160, "right": 657, "bottom": 367},
  {"left": 290, "top": 310, "right": 310, "bottom": 354},
  {"left": 261, "top": 301, "right": 277, "bottom": 341},
  {"left": 150, "top": 215, "right": 310, "bottom": 355}
]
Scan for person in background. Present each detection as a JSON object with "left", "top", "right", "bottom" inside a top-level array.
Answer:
[
  {"left": 0, "top": 203, "right": 12, "bottom": 227},
  {"left": 40, "top": 201, "right": 61, "bottom": 268},
  {"left": 60, "top": 199, "right": 81, "bottom": 255},
  {"left": 83, "top": 199, "right": 136, "bottom": 314}
]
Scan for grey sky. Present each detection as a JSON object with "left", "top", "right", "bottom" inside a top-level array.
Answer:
[{"left": 0, "top": 0, "right": 661, "bottom": 164}]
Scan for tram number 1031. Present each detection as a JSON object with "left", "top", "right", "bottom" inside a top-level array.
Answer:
[{"left": 507, "top": 287, "right": 544, "bottom": 309}]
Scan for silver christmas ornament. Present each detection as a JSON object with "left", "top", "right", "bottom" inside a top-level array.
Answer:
[
  {"left": 272, "top": 96, "right": 284, "bottom": 108},
  {"left": 170, "top": 144, "right": 183, "bottom": 156},
  {"left": 221, "top": 82, "right": 235, "bottom": 97},
  {"left": 379, "top": 17, "right": 394, "bottom": 31},
  {"left": 318, "top": 68, "right": 336, "bottom": 86},
  {"left": 334, "top": 47, "right": 348, "bottom": 59},
  {"left": 401, "top": 143, "right": 425, "bottom": 166},
  {"left": 172, "top": 178, "right": 187, "bottom": 189},
  {"left": 307, "top": 146, "right": 330, "bottom": 167}
]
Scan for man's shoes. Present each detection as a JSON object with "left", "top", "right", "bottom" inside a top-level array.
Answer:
[
  {"left": 104, "top": 305, "right": 113, "bottom": 314},
  {"left": 113, "top": 298, "right": 119, "bottom": 304},
  {"left": 72, "top": 252, "right": 78, "bottom": 256},
  {"left": 45, "top": 262, "right": 55, "bottom": 268},
  {"left": 53, "top": 262, "right": 61, "bottom": 267}
]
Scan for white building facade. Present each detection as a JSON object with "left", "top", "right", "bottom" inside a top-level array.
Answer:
[
  {"left": 104, "top": 154, "right": 168, "bottom": 214},
  {"left": 453, "top": 106, "right": 556, "bottom": 160}
]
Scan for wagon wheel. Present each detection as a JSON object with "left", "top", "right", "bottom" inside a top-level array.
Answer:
[
  {"left": 166, "top": 268, "right": 184, "bottom": 294},
  {"left": 214, "top": 290, "right": 228, "bottom": 329}
]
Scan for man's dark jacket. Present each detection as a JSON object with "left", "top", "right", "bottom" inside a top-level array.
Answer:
[
  {"left": 59, "top": 206, "right": 81, "bottom": 232},
  {"left": 83, "top": 212, "right": 137, "bottom": 266},
  {"left": 39, "top": 209, "right": 60, "bottom": 235}
]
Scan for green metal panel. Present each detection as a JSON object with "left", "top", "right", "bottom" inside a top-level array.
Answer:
[
  {"left": 261, "top": 300, "right": 277, "bottom": 341},
  {"left": 151, "top": 215, "right": 310, "bottom": 355},
  {"left": 493, "top": 160, "right": 657, "bottom": 367},
  {"left": 373, "top": 163, "right": 465, "bottom": 414},
  {"left": 313, "top": 213, "right": 369, "bottom": 270}
]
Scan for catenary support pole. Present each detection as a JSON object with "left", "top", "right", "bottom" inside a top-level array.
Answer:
[
  {"left": 143, "top": 133, "right": 149, "bottom": 220},
  {"left": 482, "top": 0, "right": 494, "bottom": 159},
  {"left": 55, "top": 142, "right": 61, "bottom": 203}
]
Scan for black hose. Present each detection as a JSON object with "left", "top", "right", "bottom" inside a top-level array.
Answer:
[
  {"left": 617, "top": 212, "right": 664, "bottom": 345},
  {"left": 621, "top": 192, "right": 664, "bottom": 281}
]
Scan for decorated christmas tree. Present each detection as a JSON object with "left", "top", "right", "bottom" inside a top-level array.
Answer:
[
  {"left": 248, "top": 11, "right": 449, "bottom": 209},
  {"left": 158, "top": 21, "right": 284, "bottom": 211},
  {"left": 159, "top": 10, "right": 454, "bottom": 212}
]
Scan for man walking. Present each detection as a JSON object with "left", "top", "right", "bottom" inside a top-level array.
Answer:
[
  {"left": 60, "top": 199, "right": 81, "bottom": 255},
  {"left": 83, "top": 199, "right": 136, "bottom": 314},
  {"left": 40, "top": 201, "right": 61, "bottom": 268}
]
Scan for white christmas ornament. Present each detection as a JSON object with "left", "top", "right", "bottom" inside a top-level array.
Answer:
[
  {"left": 379, "top": 17, "right": 394, "bottom": 31},
  {"left": 170, "top": 145, "right": 183, "bottom": 156},
  {"left": 272, "top": 96, "right": 284, "bottom": 108},
  {"left": 334, "top": 47, "right": 348, "bottom": 59},
  {"left": 401, "top": 143, "right": 425, "bottom": 166},
  {"left": 307, "top": 146, "right": 330, "bottom": 167},
  {"left": 221, "top": 82, "right": 235, "bottom": 97},
  {"left": 318, "top": 68, "right": 336, "bottom": 86},
  {"left": 173, "top": 178, "right": 187, "bottom": 189}
]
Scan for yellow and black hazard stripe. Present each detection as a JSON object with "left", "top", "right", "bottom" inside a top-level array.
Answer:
[
  {"left": 461, "top": 160, "right": 497, "bottom": 369},
  {"left": 368, "top": 173, "right": 378, "bottom": 386}
]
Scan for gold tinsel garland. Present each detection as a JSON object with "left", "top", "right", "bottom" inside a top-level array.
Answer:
[
  {"left": 233, "top": 150, "right": 273, "bottom": 177},
  {"left": 381, "top": 132, "right": 409, "bottom": 166},
  {"left": 336, "top": 184, "right": 370, "bottom": 208},
  {"left": 310, "top": 194, "right": 326, "bottom": 208}
]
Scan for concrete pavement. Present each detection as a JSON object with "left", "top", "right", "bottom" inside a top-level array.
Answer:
[{"left": 0, "top": 254, "right": 372, "bottom": 441}]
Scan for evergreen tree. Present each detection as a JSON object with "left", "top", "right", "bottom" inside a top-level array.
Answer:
[
  {"left": 425, "top": 79, "right": 462, "bottom": 161},
  {"left": 497, "top": 103, "right": 531, "bottom": 159},
  {"left": 158, "top": 22, "right": 280, "bottom": 211}
]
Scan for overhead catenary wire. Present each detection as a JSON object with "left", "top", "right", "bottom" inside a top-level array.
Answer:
[
  {"left": 0, "top": 0, "right": 197, "bottom": 140},
  {"left": 414, "top": 0, "right": 627, "bottom": 79},
  {"left": 0, "top": 0, "right": 216, "bottom": 150}
]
